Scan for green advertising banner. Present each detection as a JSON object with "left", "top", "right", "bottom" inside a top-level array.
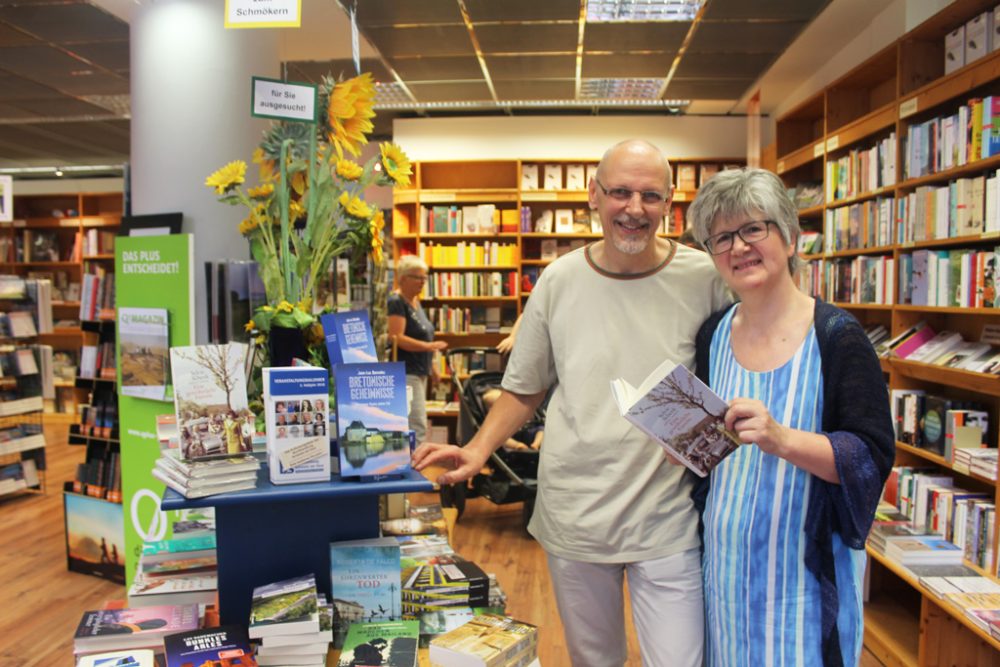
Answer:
[{"left": 116, "top": 234, "right": 195, "bottom": 587}]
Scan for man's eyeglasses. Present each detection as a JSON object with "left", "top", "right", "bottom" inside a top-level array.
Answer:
[
  {"left": 403, "top": 273, "right": 428, "bottom": 282},
  {"left": 594, "top": 177, "right": 667, "bottom": 206},
  {"left": 703, "top": 220, "right": 776, "bottom": 255}
]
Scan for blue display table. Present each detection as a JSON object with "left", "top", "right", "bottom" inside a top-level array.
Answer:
[{"left": 160, "top": 465, "right": 433, "bottom": 625}]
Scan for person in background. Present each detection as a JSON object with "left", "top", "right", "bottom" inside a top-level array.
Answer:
[
  {"left": 388, "top": 254, "right": 448, "bottom": 444},
  {"left": 687, "top": 167, "right": 894, "bottom": 666},
  {"left": 414, "top": 139, "right": 731, "bottom": 666},
  {"left": 495, "top": 313, "right": 522, "bottom": 355}
]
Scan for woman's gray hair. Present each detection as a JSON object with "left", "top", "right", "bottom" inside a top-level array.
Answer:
[
  {"left": 686, "top": 167, "right": 801, "bottom": 275},
  {"left": 396, "top": 254, "right": 428, "bottom": 277}
]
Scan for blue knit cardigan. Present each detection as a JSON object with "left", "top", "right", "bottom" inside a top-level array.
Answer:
[{"left": 694, "top": 299, "right": 895, "bottom": 667}]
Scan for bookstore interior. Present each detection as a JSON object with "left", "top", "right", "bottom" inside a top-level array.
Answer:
[{"left": 11, "top": 0, "right": 1000, "bottom": 665}]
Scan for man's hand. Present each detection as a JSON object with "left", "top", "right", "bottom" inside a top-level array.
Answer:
[{"left": 412, "top": 441, "right": 491, "bottom": 486}]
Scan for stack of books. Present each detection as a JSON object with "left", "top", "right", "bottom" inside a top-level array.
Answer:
[
  {"left": 944, "top": 592, "right": 1000, "bottom": 639},
  {"left": 883, "top": 535, "right": 965, "bottom": 565},
  {"left": 128, "top": 535, "right": 218, "bottom": 607},
  {"left": 151, "top": 453, "right": 259, "bottom": 498},
  {"left": 73, "top": 605, "right": 200, "bottom": 662},
  {"left": 249, "top": 574, "right": 328, "bottom": 667},
  {"left": 429, "top": 614, "right": 539, "bottom": 667}
]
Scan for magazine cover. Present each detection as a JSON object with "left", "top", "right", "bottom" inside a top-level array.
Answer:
[
  {"left": 74, "top": 605, "right": 200, "bottom": 653},
  {"left": 321, "top": 310, "right": 379, "bottom": 365},
  {"left": 263, "top": 365, "right": 330, "bottom": 484},
  {"left": 610, "top": 358, "right": 739, "bottom": 477},
  {"left": 164, "top": 625, "right": 256, "bottom": 667},
  {"left": 330, "top": 537, "right": 402, "bottom": 647},
  {"left": 118, "top": 307, "right": 170, "bottom": 401},
  {"left": 169, "top": 343, "right": 253, "bottom": 461},
  {"left": 249, "top": 574, "right": 321, "bottom": 639},
  {"left": 338, "top": 620, "right": 419, "bottom": 667},
  {"left": 334, "top": 362, "right": 411, "bottom": 480},
  {"left": 64, "top": 491, "right": 126, "bottom": 584}
]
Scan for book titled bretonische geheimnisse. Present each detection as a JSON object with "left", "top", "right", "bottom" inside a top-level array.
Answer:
[{"left": 611, "top": 358, "right": 739, "bottom": 478}]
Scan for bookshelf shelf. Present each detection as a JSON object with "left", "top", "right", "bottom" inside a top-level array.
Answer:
[
  {"left": 831, "top": 302, "right": 895, "bottom": 310},
  {"left": 827, "top": 184, "right": 897, "bottom": 209},
  {"left": 890, "top": 358, "right": 1000, "bottom": 396},
  {"left": 826, "top": 103, "right": 897, "bottom": 153},
  {"left": 894, "top": 440, "right": 996, "bottom": 485},
  {"left": 797, "top": 204, "right": 825, "bottom": 218},
  {"left": 895, "top": 154, "right": 1000, "bottom": 191},
  {"left": 776, "top": 143, "right": 822, "bottom": 175},
  {"left": 863, "top": 593, "right": 920, "bottom": 667},
  {"left": 828, "top": 243, "right": 897, "bottom": 258}
]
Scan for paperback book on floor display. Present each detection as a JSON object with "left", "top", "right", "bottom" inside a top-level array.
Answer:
[
  {"left": 73, "top": 605, "right": 201, "bottom": 655},
  {"left": 128, "top": 572, "right": 218, "bottom": 608},
  {"left": 321, "top": 310, "right": 379, "bottom": 366},
  {"left": 428, "top": 614, "right": 538, "bottom": 667},
  {"left": 163, "top": 625, "right": 256, "bottom": 667},
  {"left": 75, "top": 649, "right": 157, "bottom": 667},
  {"left": 141, "top": 534, "right": 216, "bottom": 564},
  {"left": 263, "top": 365, "right": 331, "bottom": 484},
  {"left": 248, "top": 574, "right": 322, "bottom": 640},
  {"left": 610, "top": 358, "right": 739, "bottom": 477},
  {"left": 169, "top": 343, "right": 254, "bottom": 461},
  {"left": 339, "top": 620, "right": 420, "bottom": 667},
  {"left": 335, "top": 362, "right": 412, "bottom": 481},
  {"left": 401, "top": 554, "right": 490, "bottom": 620},
  {"left": 330, "top": 537, "right": 402, "bottom": 647},
  {"left": 118, "top": 307, "right": 170, "bottom": 401}
]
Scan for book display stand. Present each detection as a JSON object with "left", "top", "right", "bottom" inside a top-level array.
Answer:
[{"left": 160, "top": 468, "right": 432, "bottom": 625}]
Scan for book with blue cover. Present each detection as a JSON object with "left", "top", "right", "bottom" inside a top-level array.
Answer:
[
  {"left": 263, "top": 365, "right": 331, "bottom": 484},
  {"left": 334, "top": 362, "right": 412, "bottom": 481},
  {"left": 321, "top": 310, "right": 379, "bottom": 366},
  {"left": 163, "top": 625, "right": 255, "bottom": 667},
  {"left": 330, "top": 536, "right": 402, "bottom": 648}
]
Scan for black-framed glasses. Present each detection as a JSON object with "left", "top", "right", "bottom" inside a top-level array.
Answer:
[
  {"left": 594, "top": 177, "right": 667, "bottom": 206},
  {"left": 703, "top": 220, "right": 776, "bottom": 255}
]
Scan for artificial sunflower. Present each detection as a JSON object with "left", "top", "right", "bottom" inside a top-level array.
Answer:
[
  {"left": 253, "top": 148, "right": 278, "bottom": 183},
  {"left": 238, "top": 217, "right": 260, "bottom": 236},
  {"left": 339, "top": 192, "right": 373, "bottom": 220},
  {"left": 288, "top": 199, "right": 306, "bottom": 222},
  {"left": 247, "top": 183, "right": 274, "bottom": 199},
  {"left": 379, "top": 142, "right": 412, "bottom": 187},
  {"left": 326, "top": 73, "right": 376, "bottom": 158},
  {"left": 370, "top": 209, "right": 385, "bottom": 263},
  {"left": 205, "top": 160, "right": 247, "bottom": 195},
  {"left": 276, "top": 300, "right": 294, "bottom": 313},
  {"left": 335, "top": 159, "right": 364, "bottom": 181},
  {"left": 244, "top": 320, "right": 256, "bottom": 333}
]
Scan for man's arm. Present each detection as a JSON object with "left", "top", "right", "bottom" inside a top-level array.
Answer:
[{"left": 412, "top": 388, "right": 547, "bottom": 485}]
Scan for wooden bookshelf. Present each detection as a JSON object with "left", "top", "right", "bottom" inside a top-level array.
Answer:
[
  {"left": 1, "top": 192, "right": 122, "bottom": 417},
  {"left": 774, "top": 1, "right": 1000, "bottom": 661}
]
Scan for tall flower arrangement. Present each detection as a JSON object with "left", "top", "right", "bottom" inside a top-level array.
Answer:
[{"left": 205, "top": 72, "right": 410, "bottom": 362}]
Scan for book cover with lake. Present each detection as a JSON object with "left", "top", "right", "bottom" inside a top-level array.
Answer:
[{"left": 334, "top": 362, "right": 411, "bottom": 480}]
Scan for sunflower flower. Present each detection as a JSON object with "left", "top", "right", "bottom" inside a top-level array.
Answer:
[
  {"left": 339, "top": 192, "right": 373, "bottom": 219},
  {"left": 289, "top": 199, "right": 306, "bottom": 221},
  {"left": 379, "top": 142, "right": 412, "bottom": 187},
  {"left": 253, "top": 148, "right": 277, "bottom": 183},
  {"left": 336, "top": 159, "right": 364, "bottom": 181},
  {"left": 238, "top": 217, "right": 259, "bottom": 236},
  {"left": 327, "top": 72, "right": 376, "bottom": 158},
  {"left": 247, "top": 183, "right": 274, "bottom": 199},
  {"left": 276, "top": 300, "right": 294, "bottom": 313},
  {"left": 205, "top": 160, "right": 247, "bottom": 194},
  {"left": 244, "top": 320, "right": 256, "bottom": 333},
  {"left": 370, "top": 209, "right": 385, "bottom": 263}
]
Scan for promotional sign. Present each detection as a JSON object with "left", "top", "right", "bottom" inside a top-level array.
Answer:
[
  {"left": 251, "top": 77, "right": 317, "bottom": 123},
  {"left": 117, "top": 234, "right": 196, "bottom": 586},
  {"left": 225, "top": 0, "right": 300, "bottom": 29},
  {"left": 0, "top": 175, "right": 12, "bottom": 223}
]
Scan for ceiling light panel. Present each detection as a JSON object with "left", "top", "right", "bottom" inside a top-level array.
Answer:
[
  {"left": 586, "top": 0, "right": 705, "bottom": 23},
  {"left": 374, "top": 82, "right": 412, "bottom": 105},
  {"left": 580, "top": 78, "right": 665, "bottom": 99}
]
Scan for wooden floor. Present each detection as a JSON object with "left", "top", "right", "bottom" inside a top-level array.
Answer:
[{"left": 0, "top": 421, "right": 883, "bottom": 666}]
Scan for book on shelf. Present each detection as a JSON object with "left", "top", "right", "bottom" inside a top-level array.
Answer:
[
  {"left": 338, "top": 620, "right": 420, "bottom": 667},
  {"left": 169, "top": 343, "right": 253, "bottom": 461},
  {"left": 263, "top": 365, "right": 330, "bottom": 485},
  {"left": 141, "top": 534, "right": 216, "bottom": 563},
  {"left": 75, "top": 649, "right": 157, "bottom": 667},
  {"left": 320, "top": 309, "right": 379, "bottom": 366},
  {"left": 73, "top": 605, "right": 200, "bottom": 655},
  {"left": 151, "top": 461, "right": 257, "bottom": 499},
  {"left": 334, "top": 362, "right": 412, "bottom": 481},
  {"left": 248, "top": 574, "right": 322, "bottom": 640},
  {"left": 943, "top": 592, "right": 1000, "bottom": 632},
  {"left": 157, "top": 451, "right": 259, "bottom": 480},
  {"left": 883, "top": 535, "right": 965, "bottom": 565},
  {"left": 610, "top": 358, "right": 739, "bottom": 478},
  {"left": 330, "top": 536, "right": 402, "bottom": 646},
  {"left": 118, "top": 307, "right": 169, "bottom": 401},
  {"left": 139, "top": 554, "right": 217, "bottom": 579},
  {"left": 163, "top": 625, "right": 255, "bottom": 667},
  {"left": 428, "top": 613, "right": 538, "bottom": 667}
]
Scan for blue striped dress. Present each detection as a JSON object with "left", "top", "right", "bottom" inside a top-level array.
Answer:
[{"left": 703, "top": 307, "right": 866, "bottom": 666}]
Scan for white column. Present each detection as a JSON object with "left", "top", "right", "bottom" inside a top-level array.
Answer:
[{"left": 131, "top": 0, "right": 278, "bottom": 342}]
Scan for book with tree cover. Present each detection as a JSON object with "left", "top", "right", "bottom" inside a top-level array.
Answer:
[
  {"left": 610, "top": 358, "right": 739, "bottom": 477},
  {"left": 169, "top": 343, "right": 253, "bottom": 461},
  {"left": 339, "top": 620, "right": 419, "bottom": 667}
]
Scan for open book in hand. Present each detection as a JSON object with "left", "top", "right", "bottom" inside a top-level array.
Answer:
[{"left": 611, "top": 359, "right": 740, "bottom": 477}]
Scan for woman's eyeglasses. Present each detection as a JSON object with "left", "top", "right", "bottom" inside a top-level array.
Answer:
[{"left": 703, "top": 220, "right": 776, "bottom": 255}]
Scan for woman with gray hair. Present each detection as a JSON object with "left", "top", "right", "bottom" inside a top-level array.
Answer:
[
  {"left": 388, "top": 254, "right": 448, "bottom": 444},
  {"left": 688, "top": 167, "right": 893, "bottom": 666}
]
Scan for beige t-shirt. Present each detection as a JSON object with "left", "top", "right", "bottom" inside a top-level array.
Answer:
[{"left": 503, "top": 242, "right": 731, "bottom": 562}]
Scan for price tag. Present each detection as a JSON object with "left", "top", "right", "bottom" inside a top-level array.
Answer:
[
  {"left": 826, "top": 135, "right": 840, "bottom": 151},
  {"left": 521, "top": 192, "right": 557, "bottom": 202},
  {"left": 813, "top": 142, "right": 824, "bottom": 158},
  {"left": 777, "top": 160, "right": 786, "bottom": 173},
  {"left": 899, "top": 98, "right": 918, "bottom": 119}
]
